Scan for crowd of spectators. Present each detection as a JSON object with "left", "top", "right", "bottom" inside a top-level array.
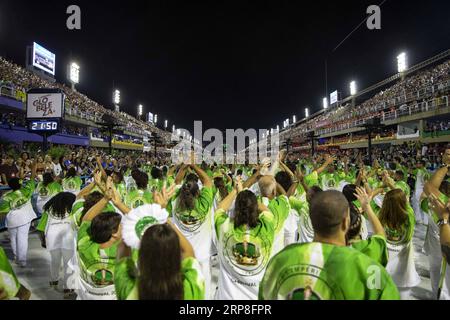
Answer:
[
  {"left": 0, "top": 57, "right": 172, "bottom": 142},
  {"left": 281, "top": 59, "right": 450, "bottom": 142},
  {"left": 425, "top": 120, "right": 450, "bottom": 133}
]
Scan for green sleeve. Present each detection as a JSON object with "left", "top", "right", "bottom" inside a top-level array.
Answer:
[
  {"left": 351, "top": 235, "right": 389, "bottom": 267},
  {"left": 21, "top": 180, "right": 36, "bottom": 199},
  {"left": 258, "top": 211, "right": 276, "bottom": 245},
  {"left": 268, "top": 195, "right": 290, "bottom": 233},
  {"left": 55, "top": 182, "right": 63, "bottom": 193},
  {"left": 36, "top": 212, "right": 49, "bottom": 232},
  {"left": 214, "top": 208, "right": 229, "bottom": 240},
  {"left": 289, "top": 196, "right": 305, "bottom": 215},
  {"left": 182, "top": 257, "right": 205, "bottom": 300},
  {"left": 71, "top": 200, "right": 85, "bottom": 227},
  {"left": 304, "top": 171, "right": 318, "bottom": 188},
  {"left": 0, "top": 197, "right": 11, "bottom": 215},
  {"left": 144, "top": 191, "right": 153, "bottom": 204},
  {"left": 0, "top": 247, "right": 20, "bottom": 299},
  {"left": 405, "top": 205, "right": 416, "bottom": 243},
  {"left": 114, "top": 257, "right": 138, "bottom": 300},
  {"left": 77, "top": 221, "right": 91, "bottom": 250},
  {"left": 195, "top": 187, "right": 214, "bottom": 214},
  {"left": 395, "top": 181, "right": 410, "bottom": 198}
]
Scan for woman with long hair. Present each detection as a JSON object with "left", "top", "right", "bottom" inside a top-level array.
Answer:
[
  {"left": 170, "top": 161, "right": 214, "bottom": 298},
  {"left": 214, "top": 179, "right": 275, "bottom": 300},
  {"left": 114, "top": 222, "right": 204, "bottom": 300},
  {"left": 42, "top": 192, "right": 77, "bottom": 295},
  {"left": 379, "top": 188, "right": 420, "bottom": 299}
]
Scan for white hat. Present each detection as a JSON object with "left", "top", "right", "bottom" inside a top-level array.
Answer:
[{"left": 121, "top": 204, "right": 169, "bottom": 249}]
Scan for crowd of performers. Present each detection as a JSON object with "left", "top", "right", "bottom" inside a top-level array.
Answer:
[{"left": 0, "top": 144, "right": 450, "bottom": 300}]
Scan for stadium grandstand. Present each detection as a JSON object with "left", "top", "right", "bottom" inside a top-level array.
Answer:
[{"left": 247, "top": 50, "right": 450, "bottom": 156}]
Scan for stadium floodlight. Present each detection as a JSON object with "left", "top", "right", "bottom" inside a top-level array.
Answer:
[
  {"left": 293, "top": 115, "right": 296, "bottom": 123},
  {"left": 305, "top": 107, "right": 309, "bottom": 118},
  {"left": 113, "top": 90, "right": 121, "bottom": 105},
  {"left": 397, "top": 52, "right": 407, "bottom": 73},
  {"left": 154, "top": 114, "right": 158, "bottom": 124},
  {"left": 323, "top": 97, "right": 328, "bottom": 109},
  {"left": 138, "top": 104, "right": 143, "bottom": 116},
  {"left": 69, "top": 62, "right": 80, "bottom": 84},
  {"left": 164, "top": 120, "right": 168, "bottom": 128},
  {"left": 350, "top": 81, "right": 357, "bottom": 95}
]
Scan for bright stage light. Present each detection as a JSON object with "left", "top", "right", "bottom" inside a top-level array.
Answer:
[
  {"left": 164, "top": 120, "right": 168, "bottom": 128},
  {"left": 293, "top": 115, "right": 296, "bottom": 123},
  {"left": 323, "top": 97, "right": 328, "bottom": 109},
  {"left": 69, "top": 62, "right": 79, "bottom": 84},
  {"left": 305, "top": 107, "right": 309, "bottom": 118},
  {"left": 154, "top": 114, "right": 158, "bottom": 124},
  {"left": 397, "top": 52, "right": 407, "bottom": 73},
  {"left": 138, "top": 104, "right": 143, "bottom": 116},
  {"left": 113, "top": 89, "right": 120, "bottom": 105},
  {"left": 350, "top": 81, "right": 357, "bottom": 95}
]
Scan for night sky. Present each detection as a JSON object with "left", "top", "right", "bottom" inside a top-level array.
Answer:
[{"left": 0, "top": 0, "right": 449, "bottom": 133}]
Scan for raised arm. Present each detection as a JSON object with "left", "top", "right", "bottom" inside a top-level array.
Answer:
[
  {"left": 96, "top": 156, "right": 108, "bottom": 179},
  {"left": 314, "top": 155, "right": 334, "bottom": 175},
  {"left": 217, "top": 188, "right": 238, "bottom": 212},
  {"left": 243, "top": 163, "right": 267, "bottom": 189},
  {"left": 190, "top": 164, "right": 212, "bottom": 188},
  {"left": 424, "top": 166, "right": 448, "bottom": 196},
  {"left": 296, "top": 167, "right": 309, "bottom": 193},
  {"left": 82, "top": 195, "right": 110, "bottom": 222},
  {"left": 355, "top": 187, "right": 386, "bottom": 238},
  {"left": 174, "top": 164, "right": 188, "bottom": 185},
  {"left": 77, "top": 180, "right": 96, "bottom": 200}
]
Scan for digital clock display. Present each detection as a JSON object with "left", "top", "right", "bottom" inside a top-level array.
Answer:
[{"left": 29, "top": 120, "right": 59, "bottom": 131}]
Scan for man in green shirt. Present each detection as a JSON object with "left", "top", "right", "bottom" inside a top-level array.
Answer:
[
  {"left": 259, "top": 190, "right": 400, "bottom": 300},
  {"left": 0, "top": 247, "right": 31, "bottom": 300}
]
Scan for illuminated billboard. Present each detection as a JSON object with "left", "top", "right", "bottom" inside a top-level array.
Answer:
[{"left": 32, "top": 42, "right": 56, "bottom": 75}]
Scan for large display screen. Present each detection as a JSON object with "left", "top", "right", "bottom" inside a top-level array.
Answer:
[
  {"left": 32, "top": 42, "right": 56, "bottom": 75},
  {"left": 26, "top": 92, "right": 64, "bottom": 119}
]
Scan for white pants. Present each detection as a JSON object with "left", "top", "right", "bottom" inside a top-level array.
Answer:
[
  {"left": 199, "top": 259, "right": 211, "bottom": 299},
  {"left": 412, "top": 194, "right": 428, "bottom": 224},
  {"left": 8, "top": 222, "right": 31, "bottom": 266},
  {"left": 49, "top": 248, "right": 74, "bottom": 288},
  {"left": 428, "top": 255, "right": 442, "bottom": 299},
  {"left": 399, "top": 287, "right": 412, "bottom": 300}
]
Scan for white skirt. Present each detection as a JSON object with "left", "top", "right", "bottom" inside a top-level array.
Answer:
[
  {"left": 439, "top": 262, "right": 450, "bottom": 300},
  {"left": 386, "top": 240, "right": 421, "bottom": 288}
]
